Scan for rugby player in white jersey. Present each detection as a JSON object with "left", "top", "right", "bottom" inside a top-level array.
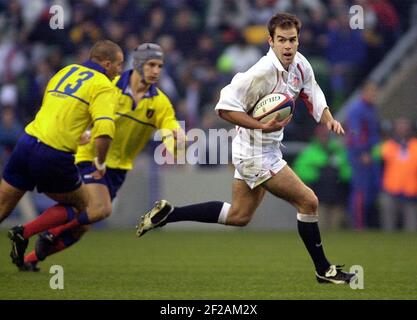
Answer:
[{"left": 137, "top": 12, "right": 355, "bottom": 285}]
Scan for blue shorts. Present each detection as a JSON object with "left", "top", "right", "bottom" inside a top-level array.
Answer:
[
  {"left": 3, "top": 133, "right": 82, "bottom": 193},
  {"left": 77, "top": 162, "right": 127, "bottom": 200}
]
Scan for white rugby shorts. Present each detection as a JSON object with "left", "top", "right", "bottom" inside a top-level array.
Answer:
[{"left": 233, "top": 144, "right": 287, "bottom": 189}]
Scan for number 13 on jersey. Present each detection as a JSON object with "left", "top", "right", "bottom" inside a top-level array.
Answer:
[{"left": 52, "top": 66, "right": 94, "bottom": 96}]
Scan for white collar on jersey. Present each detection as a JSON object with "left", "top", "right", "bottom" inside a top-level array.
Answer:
[{"left": 266, "top": 48, "right": 297, "bottom": 74}]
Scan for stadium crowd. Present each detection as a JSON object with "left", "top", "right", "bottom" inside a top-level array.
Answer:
[{"left": 0, "top": 0, "right": 415, "bottom": 230}]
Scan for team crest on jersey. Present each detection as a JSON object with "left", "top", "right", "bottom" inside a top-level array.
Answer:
[
  {"left": 290, "top": 75, "right": 300, "bottom": 88},
  {"left": 146, "top": 108, "right": 155, "bottom": 118}
]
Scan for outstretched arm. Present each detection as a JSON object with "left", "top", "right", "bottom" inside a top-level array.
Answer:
[{"left": 320, "top": 108, "right": 345, "bottom": 135}]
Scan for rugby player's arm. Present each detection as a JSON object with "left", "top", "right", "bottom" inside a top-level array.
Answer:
[
  {"left": 218, "top": 110, "right": 291, "bottom": 133},
  {"left": 319, "top": 108, "right": 345, "bottom": 135},
  {"left": 89, "top": 84, "right": 117, "bottom": 168},
  {"left": 94, "top": 135, "right": 112, "bottom": 166}
]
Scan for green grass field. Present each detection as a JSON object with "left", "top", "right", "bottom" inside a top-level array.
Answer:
[{"left": 0, "top": 229, "right": 416, "bottom": 300}]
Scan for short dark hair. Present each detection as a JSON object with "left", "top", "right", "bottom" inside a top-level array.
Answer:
[
  {"left": 89, "top": 40, "right": 122, "bottom": 62},
  {"left": 268, "top": 12, "right": 302, "bottom": 38}
]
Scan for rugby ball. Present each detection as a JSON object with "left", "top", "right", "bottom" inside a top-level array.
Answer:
[{"left": 252, "top": 93, "right": 294, "bottom": 123}]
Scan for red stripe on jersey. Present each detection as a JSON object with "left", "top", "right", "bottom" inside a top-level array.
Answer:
[{"left": 299, "top": 90, "right": 313, "bottom": 115}]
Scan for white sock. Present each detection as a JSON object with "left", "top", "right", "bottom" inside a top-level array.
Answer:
[
  {"left": 217, "top": 202, "right": 231, "bottom": 224},
  {"left": 297, "top": 212, "right": 319, "bottom": 223}
]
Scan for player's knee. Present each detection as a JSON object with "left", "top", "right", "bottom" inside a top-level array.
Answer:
[
  {"left": 88, "top": 203, "right": 112, "bottom": 221},
  {"left": 234, "top": 216, "right": 251, "bottom": 226},
  {"left": 99, "top": 204, "right": 112, "bottom": 219},
  {"left": 0, "top": 201, "right": 17, "bottom": 223},
  {"left": 227, "top": 208, "right": 252, "bottom": 226},
  {"left": 298, "top": 189, "right": 319, "bottom": 213}
]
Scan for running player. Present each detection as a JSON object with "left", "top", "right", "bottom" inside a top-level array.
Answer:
[
  {"left": 1, "top": 40, "right": 123, "bottom": 268},
  {"left": 21, "top": 43, "right": 184, "bottom": 271},
  {"left": 137, "top": 13, "right": 356, "bottom": 285}
]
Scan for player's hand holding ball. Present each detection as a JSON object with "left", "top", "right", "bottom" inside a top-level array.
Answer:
[
  {"left": 262, "top": 114, "right": 293, "bottom": 133},
  {"left": 252, "top": 93, "right": 294, "bottom": 133}
]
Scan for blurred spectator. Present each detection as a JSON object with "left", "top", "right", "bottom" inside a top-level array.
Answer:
[
  {"left": 293, "top": 124, "right": 351, "bottom": 230},
  {"left": 170, "top": 8, "right": 200, "bottom": 58},
  {"left": 0, "top": 84, "right": 18, "bottom": 108},
  {"left": 104, "top": 0, "right": 139, "bottom": 32},
  {"left": 370, "top": 0, "right": 401, "bottom": 49},
  {"left": 68, "top": 6, "right": 102, "bottom": 50},
  {"left": 146, "top": 6, "right": 170, "bottom": 38},
  {"left": 1, "top": 0, "right": 24, "bottom": 37},
  {"left": 105, "top": 20, "right": 126, "bottom": 44},
  {"left": 357, "top": 0, "right": 385, "bottom": 75},
  {"left": 0, "top": 35, "right": 27, "bottom": 83},
  {"left": 276, "top": 0, "right": 326, "bottom": 23},
  {"left": 325, "top": 13, "right": 367, "bottom": 109},
  {"left": 217, "top": 32, "right": 262, "bottom": 74},
  {"left": 25, "top": 59, "right": 54, "bottom": 120},
  {"left": 206, "top": 0, "right": 250, "bottom": 31},
  {"left": 250, "top": 0, "right": 282, "bottom": 25},
  {"left": 157, "top": 34, "right": 184, "bottom": 90},
  {"left": 326, "top": 0, "right": 350, "bottom": 18},
  {"left": 193, "top": 33, "right": 220, "bottom": 67},
  {"left": 380, "top": 118, "right": 417, "bottom": 232},
  {"left": 0, "top": 106, "right": 23, "bottom": 172},
  {"left": 345, "top": 82, "right": 381, "bottom": 230},
  {"left": 301, "top": 7, "right": 328, "bottom": 55}
]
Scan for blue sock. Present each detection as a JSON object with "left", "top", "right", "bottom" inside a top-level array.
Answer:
[
  {"left": 60, "top": 229, "right": 82, "bottom": 247},
  {"left": 65, "top": 206, "right": 76, "bottom": 221},
  {"left": 76, "top": 211, "right": 91, "bottom": 225}
]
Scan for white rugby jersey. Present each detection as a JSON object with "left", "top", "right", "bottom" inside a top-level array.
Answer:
[{"left": 215, "top": 48, "right": 328, "bottom": 159}]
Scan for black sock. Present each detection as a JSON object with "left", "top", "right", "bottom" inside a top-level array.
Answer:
[
  {"left": 165, "top": 201, "right": 226, "bottom": 224},
  {"left": 297, "top": 214, "right": 331, "bottom": 275}
]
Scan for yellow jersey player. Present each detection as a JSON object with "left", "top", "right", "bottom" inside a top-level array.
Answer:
[
  {"left": 0, "top": 40, "right": 124, "bottom": 268},
  {"left": 20, "top": 43, "right": 184, "bottom": 271}
]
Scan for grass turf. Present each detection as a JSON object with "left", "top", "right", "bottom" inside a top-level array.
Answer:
[{"left": 0, "top": 229, "right": 416, "bottom": 300}]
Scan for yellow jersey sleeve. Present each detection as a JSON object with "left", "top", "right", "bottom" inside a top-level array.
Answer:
[
  {"left": 155, "top": 91, "right": 181, "bottom": 131},
  {"left": 154, "top": 90, "right": 182, "bottom": 156},
  {"left": 88, "top": 82, "right": 117, "bottom": 140}
]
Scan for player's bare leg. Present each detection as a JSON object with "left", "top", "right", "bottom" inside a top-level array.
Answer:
[
  {"left": 0, "top": 179, "right": 26, "bottom": 224},
  {"left": 46, "top": 184, "right": 89, "bottom": 213},
  {"left": 262, "top": 165, "right": 355, "bottom": 284},
  {"left": 226, "top": 179, "right": 265, "bottom": 226},
  {"left": 0, "top": 179, "right": 29, "bottom": 267},
  {"left": 262, "top": 165, "right": 318, "bottom": 213},
  {"left": 83, "top": 183, "right": 112, "bottom": 222}
]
